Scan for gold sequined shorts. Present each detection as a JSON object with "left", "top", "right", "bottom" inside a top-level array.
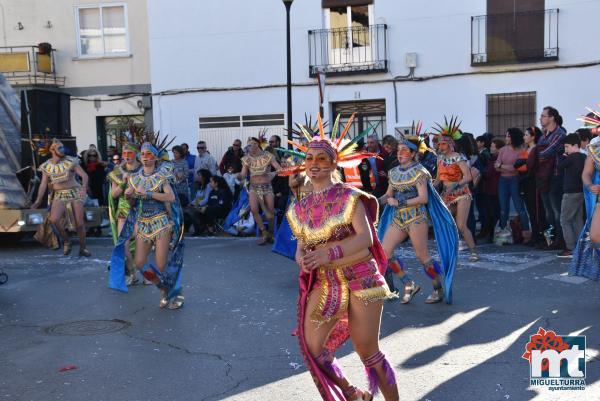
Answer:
[
  {"left": 311, "top": 256, "right": 393, "bottom": 325},
  {"left": 392, "top": 204, "right": 428, "bottom": 232},
  {"left": 54, "top": 188, "right": 85, "bottom": 204},
  {"left": 249, "top": 183, "right": 273, "bottom": 200},
  {"left": 136, "top": 212, "right": 172, "bottom": 242}
]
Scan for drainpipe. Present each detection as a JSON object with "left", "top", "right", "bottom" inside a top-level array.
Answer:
[{"left": 0, "top": 3, "right": 7, "bottom": 46}]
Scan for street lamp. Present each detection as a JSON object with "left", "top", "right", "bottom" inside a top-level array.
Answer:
[{"left": 283, "top": 0, "right": 293, "bottom": 149}]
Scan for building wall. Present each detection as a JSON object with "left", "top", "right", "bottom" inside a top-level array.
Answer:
[
  {"left": 70, "top": 96, "right": 145, "bottom": 154},
  {"left": 0, "top": 0, "right": 151, "bottom": 151},
  {"left": 148, "top": 0, "right": 600, "bottom": 160}
]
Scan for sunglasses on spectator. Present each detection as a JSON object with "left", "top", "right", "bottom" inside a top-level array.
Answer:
[
  {"left": 112, "top": 157, "right": 120, "bottom": 162},
  {"left": 197, "top": 146, "right": 206, "bottom": 150}
]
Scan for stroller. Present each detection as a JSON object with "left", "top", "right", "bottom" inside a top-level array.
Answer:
[{"left": 0, "top": 267, "right": 6, "bottom": 285}]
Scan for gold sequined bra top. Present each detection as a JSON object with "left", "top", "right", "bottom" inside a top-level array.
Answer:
[
  {"left": 107, "top": 164, "right": 141, "bottom": 186},
  {"left": 242, "top": 152, "right": 273, "bottom": 176},
  {"left": 129, "top": 170, "right": 167, "bottom": 194},
  {"left": 287, "top": 184, "right": 365, "bottom": 249},
  {"left": 38, "top": 156, "right": 77, "bottom": 184},
  {"left": 388, "top": 163, "right": 430, "bottom": 192}
]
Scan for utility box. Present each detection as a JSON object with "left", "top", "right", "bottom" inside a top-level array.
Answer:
[{"left": 405, "top": 52, "right": 418, "bottom": 68}]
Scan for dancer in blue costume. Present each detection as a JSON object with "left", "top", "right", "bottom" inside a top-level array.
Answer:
[
  {"left": 570, "top": 108, "right": 600, "bottom": 281},
  {"left": 109, "top": 134, "right": 185, "bottom": 309},
  {"left": 378, "top": 135, "right": 459, "bottom": 304},
  {"left": 107, "top": 136, "right": 141, "bottom": 286}
]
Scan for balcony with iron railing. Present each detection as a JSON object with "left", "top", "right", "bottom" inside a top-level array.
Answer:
[
  {"left": 308, "top": 24, "right": 388, "bottom": 77},
  {"left": 471, "top": 9, "right": 559, "bottom": 66},
  {"left": 0, "top": 44, "right": 65, "bottom": 87}
]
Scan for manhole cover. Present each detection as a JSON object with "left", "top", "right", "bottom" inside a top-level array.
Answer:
[{"left": 45, "top": 319, "right": 131, "bottom": 336}]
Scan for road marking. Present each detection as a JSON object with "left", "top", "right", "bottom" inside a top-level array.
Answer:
[
  {"left": 544, "top": 272, "right": 589, "bottom": 284},
  {"left": 394, "top": 244, "right": 558, "bottom": 274},
  {"left": 462, "top": 254, "right": 557, "bottom": 272}
]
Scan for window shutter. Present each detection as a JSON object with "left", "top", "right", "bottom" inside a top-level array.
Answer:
[
  {"left": 322, "top": 0, "right": 373, "bottom": 8},
  {"left": 486, "top": 92, "right": 536, "bottom": 137}
]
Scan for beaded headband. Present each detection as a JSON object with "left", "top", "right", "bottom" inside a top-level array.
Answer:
[
  {"left": 400, "top": 139, "right": 418, "bottom": 151},
  {"left": 308, "top": 139, "right": 337, "bottom": 160},
  {"left": 141, "top": 142, "right": 158, "bottom": 156}
]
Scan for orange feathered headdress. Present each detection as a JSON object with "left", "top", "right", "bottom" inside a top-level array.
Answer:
[{"left": 277, "top": 113, "right": 380, "bottom": 176}]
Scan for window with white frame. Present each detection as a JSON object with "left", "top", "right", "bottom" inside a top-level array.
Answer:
[
  {"left": 323, "top": 3, "right": 375, "bottom": 67},
  {"left": 76, "top": 4, "right": 129, "bottom": 57}
]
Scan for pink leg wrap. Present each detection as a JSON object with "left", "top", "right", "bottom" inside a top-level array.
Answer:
[
  {"left": 362, "top": 351, "right": 396, "bottom": 396},
  {"left": 315, "top": 349, "right": 345, "bottom": 381}
]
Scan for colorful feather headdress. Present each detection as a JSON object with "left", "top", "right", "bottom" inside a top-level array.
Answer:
[
  {"left": 579, "top": 104, "right": 600, "bottom": 132},
  {"left": 432, "top": 115, "right": 462, "bottom": 142},
  {"left": 35, "top": 135, "right": 52, "bottom": 157},
  {"left": 141, "top": 131, "right": 176, "bottom": 161},
  {"left": 277, "top": 113, "right": 380, "bottom": 176},
  {"left": 410, "top": 120, "right": 423, "bottom": 136},
  {"left": 32, "top": 128, "right": 54, "bottom": 156},
  {"left": 287, "top": 113, "right": 328, "bottom": 140},
  {"left": 400, "top": 135, "right": 429, "bottom": 155},
  {"left": 397, "top": 120, "right": 430, "bottom": 154},
  {"left": 257, "top": 128, "right": 269, "bottom": 150}
]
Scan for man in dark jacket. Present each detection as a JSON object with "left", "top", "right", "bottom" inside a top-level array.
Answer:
[
  {"left": 473, "top": 134, "right": 492, "bottom": 238},
  {"left": 366, "top": 135, "right": 388, "bottom": 197},
  {"left": 219, "top": 139, "right": 244, "bottom": 174},
  {"left": 537, "top": 106, "right": 567, "bottom": 250},
  {"left": 382, "top": 135, "right": 399, "bottom": 173}
]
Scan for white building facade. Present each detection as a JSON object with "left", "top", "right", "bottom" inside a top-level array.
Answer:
[
  {"left": 0, "top": 0, "right": 152, "bottom": 156},
  {"left": 148, "top": 0, "right": 600, "bottom": 159}
]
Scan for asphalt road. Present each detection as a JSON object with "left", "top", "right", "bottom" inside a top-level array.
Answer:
[{"left": 0, "top": 237, "right": 598, "bottom": 401}]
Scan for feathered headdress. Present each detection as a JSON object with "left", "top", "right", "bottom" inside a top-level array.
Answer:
[
  {"left": 35, "top": 135, "right": 52, "bottom": 157},
  {"left": 410, "top": 120, "right": 423, "bottom": 136},
  {"left": 257, "top": 128, "right": 269, "bottom": 150},
  {"left": 579, "top": 104, "right": 600, "bottom": 132},
  {"left": 109, "top": 122, "right": 145, "bottom": 154},
  {"left": 33, "top": 128, "right": 54, "bottom": 156},
  {"left": 287, "top": 113, "right": 329, "bottom": 140},
  {"left": 396, "top": 120, "right": 430, "bottom": 154},
  {"left": 277, "top": 113, "right": 380, "bottom": 176},
  {"left": 432, "top": 115, "right": 462, "bottom": 142},
  {"left": 141, "top": 131, "right": 175, "bottom": 160},
  {"left": 399, "top": 134, "right": 429, "bottom": 155}
]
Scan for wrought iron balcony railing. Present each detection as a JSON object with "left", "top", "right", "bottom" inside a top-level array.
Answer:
[
  {"left": 0, "top": 45, "right": 65, "bottom": 87},
  {"left": 308, "top": 24, "right": 388, "bottom": 77},
  {"left": 471, "top": 9, "right": 559, "bottom": 66}
]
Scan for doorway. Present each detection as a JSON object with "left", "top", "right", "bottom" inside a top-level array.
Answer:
[{"left": 331, "top": 99, "right": 386, "bottom": 140}]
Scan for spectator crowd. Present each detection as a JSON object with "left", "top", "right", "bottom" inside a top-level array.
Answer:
[{"left": 76, "top": 105, "right": 594, "bottom": 259}]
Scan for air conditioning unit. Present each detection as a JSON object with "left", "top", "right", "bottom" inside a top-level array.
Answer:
[{"left": 394, "top": 126, "right": 412, "bottom": 139}]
